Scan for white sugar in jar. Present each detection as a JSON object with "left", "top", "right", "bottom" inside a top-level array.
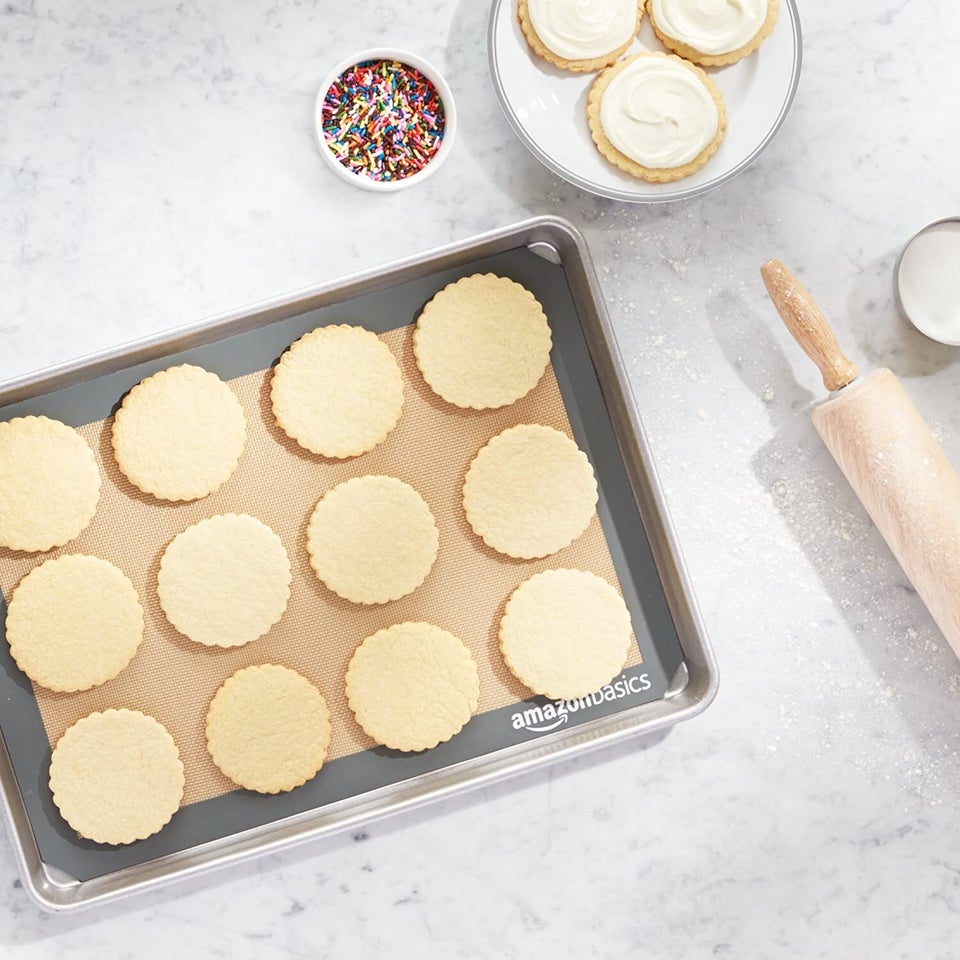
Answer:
[{"left": 895, "top": 218, "right": 960, "bottom": 345}]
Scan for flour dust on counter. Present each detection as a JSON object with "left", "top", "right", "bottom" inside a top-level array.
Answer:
[{"left": 604, "top": 236, "right": 960, "bottom": 812}]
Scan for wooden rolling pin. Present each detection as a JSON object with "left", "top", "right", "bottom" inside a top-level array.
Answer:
[{"left": 761, "top": 259, "right": 960, "bottom": 656}]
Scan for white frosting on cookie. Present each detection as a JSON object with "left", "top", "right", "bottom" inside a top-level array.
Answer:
[
  {"left": 650, "top": 0, "right": 768, "bottom": 56},
  {"left": 599, "top": 56, "right": 719, "bottom": 169},
  {"left": 527, "top": 0, "right": 638, "bottom": 61}
]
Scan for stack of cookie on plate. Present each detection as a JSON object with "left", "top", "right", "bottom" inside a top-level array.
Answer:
[
  {"left": 518, "top": 0, "right": 778, "bottom": 182},
  {"left": 0, "top": 273, "right": 636, "bottom": 846}
]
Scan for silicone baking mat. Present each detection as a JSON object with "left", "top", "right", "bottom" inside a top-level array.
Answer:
[{"left": 0, "top": 246, "right": 682, "bottom": 883}]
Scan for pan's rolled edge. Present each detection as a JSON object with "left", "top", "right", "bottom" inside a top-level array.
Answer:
[{"left": 812, "top": 368, "right": 960, "bottom": 655}]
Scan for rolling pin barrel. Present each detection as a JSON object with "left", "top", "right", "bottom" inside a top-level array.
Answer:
[
  {"left": 812, "top": 370, "right": 960, "bottom": 654},
  {"left": 762, "top": 260, "right": 960, "bottom": 656}
]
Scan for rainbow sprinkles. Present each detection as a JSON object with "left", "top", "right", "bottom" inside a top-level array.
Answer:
[{"left": 321, "top": 59, "right": 446, "bottom": 183}]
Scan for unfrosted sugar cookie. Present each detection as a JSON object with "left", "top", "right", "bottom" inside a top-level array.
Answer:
[
  {"left": 157, "top": 514, "right": 291, "bottom": 647},
  {"left": 205, "top": 664, "right": 332, "bottom": 794},
  {"left": 463, "top": 424, "right": 598, "bottom": 559},
  {"left": 499, "top": 569, "right": 632, "bottom": 699},
  {"left": 307, "top": 475, "right": 439, "bottom": 605},
  {"left": 518, "top": 0, "right": 643, "bottom": 73},
  {"left": 587, "top": 52, "right": 726, "bottom": 183},
  {"left": 648, "top": 0, "right": 779, "bottom": 67},
  {"left": 413, "top": 274, "right": 552, "bottom": 409},
  {"left": 111, "top": 364, "right": 247, "bottom": 501},
  {"left": 270, "top": 324, "right": 403, "bottom": 458},
  {"left": 346, "top": 622, "right": 480, "bottom": 752},
  {"left": 0, "top": 416, "right": 100, "bottom": 552},
  {"left": 6, "top": 555, "right": 144, "bottom": 693},
  {"left": 49, "top": 709, "right": 185, "bottom": 845}
]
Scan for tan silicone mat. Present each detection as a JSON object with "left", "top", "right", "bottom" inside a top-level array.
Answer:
[{"left": 0, "top": 323, "right": 639, "bottom": 807}]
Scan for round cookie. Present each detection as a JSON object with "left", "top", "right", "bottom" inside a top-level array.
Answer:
[
  {"left": 499, "top": 569, "right": 632, "bottom": 699},
  {"left": 413, "top": 274, "right": 552, "bottom": 410},
  {"left": 648, "top": 0, "right": 779, "bottom": 67},
  {"left": 270, "top": 324, "right": 403, "bottom": 458},
  {"left": 111, "top": 364, "right": 247, "bottom": 501},
  {"left": 6, "top": 555, "right": 144, "bottom": 692},
  {"left": 518, "top": 0, "right": 643, "bottom": 73},
  {"left": 307, "top": 475, "right": 439, "bottom": 605},
  {"left": 463, "top": 424, "right": 598, "bottom": 559},
  {"left": 49, "top": 709, "right": 185, "bottom": 845},
  {"left": 0, "top": 416, "right": 100, "bottom": 552},
  {"left": 346, "top": 622, "right": 479, "bottom": 752},
  {"left": 587, "top": 52, "right": 727, "bottom": 183},
  {"left": 205, "top": 664, "right": 332, "bottom": 794},
  {"left": 157, "top": 514, "right": 291, "bottom": 647}
]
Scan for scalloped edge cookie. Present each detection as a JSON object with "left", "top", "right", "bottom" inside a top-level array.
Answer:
[
  {"left": 0, "top": 415, "right": 101, "bottom": 552},
  {"left": 586, "top": 51, "right": 727, "bottom": 183},
  {"left": 518, "top": 0, "right": 644, "bottom": 73},
  {"left": 270, "top": 324, "right": 404, "bottom": 459},
  {"left": 307, "top": 475, "right": 439, "bottom": 605},
  {"left": 6, "top": 554, "right": 145, "bottom": 693},
  {"left": 205, "top": 664, "right": 332, "bottom": 794},
  {"left": 49, "top": 709, "right": 184, "bottom": 845},
  {"left": 499, "top": 569, "right": 633, "bottom": 700},
  {"left": 157, "top": 513, "right": 292, "bottom": 648},
  {"left": 648, "top": 0, "right": 779, "bottom": 67},
  {"left": 111, "top": 364, "right": 247, "bottom": 502},
  {"left": 413, "top": 274, "right": 552, "bottom": 410},
  {"left": 346, "top": 622, "right": 480, "bottom": 752},
  {"left": 463, "top": 424, "right": 598, "bottom": 560}
]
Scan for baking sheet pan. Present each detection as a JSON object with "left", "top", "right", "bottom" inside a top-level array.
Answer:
[{"left": 0, "top": 216, "right": 717, "bottom": 911}]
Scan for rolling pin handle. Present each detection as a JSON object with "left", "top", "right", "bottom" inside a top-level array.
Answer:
[{"left": 760, "top": 259, "right": 860, "bottom": 392}]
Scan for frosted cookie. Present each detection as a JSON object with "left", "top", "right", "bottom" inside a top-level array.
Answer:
[
  {"left": 205, "top": 664, "right": 332, "bottom": 794},
  {"left": 346, "top": 622, "right": 479, "bottom": 752},
  {"left": 49, "top": 709, "right": 184, "bottom": 845},
  {"left": 587, "top": 52, "right": 726, "bottom": 183},
  {"left": 518, "top": 0, "right": 643, "bottom": 73},
  {"left": 463, "top": 424, "right": 597, "bottom": 559},
  {"left": 111, "top": 364, "right": 247, "bottom": 501},
  {"left": 499, "top": 569, "right": 632, "bottom": 699},
  {"left": 413, "top": 274, "right": 552, "bottom": 410},
  {"left": 649, "top": 0, "right": 779, "bottom": 67},
  {"left": 0, "top": 416, "right": 100, "bottom": 552},
  {"left": 6, "top": 555, "right": 144, "bottom": 693},
  {"left": 157, "top": 513, "right": 291, "bottom": 647},
  {"left": 307, "top": 475, "right": 439, "bottom": 605},
  {"left": 270, "top": 324, "right": 403, "bottom": 458}
]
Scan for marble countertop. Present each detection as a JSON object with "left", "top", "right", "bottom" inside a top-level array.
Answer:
[{"left": 3, "top": 0, "right": 960, "bottom": 955}]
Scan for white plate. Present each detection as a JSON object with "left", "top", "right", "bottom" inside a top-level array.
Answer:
[{"left": 488, "top": 0, "right": 802, "bottom": 203}]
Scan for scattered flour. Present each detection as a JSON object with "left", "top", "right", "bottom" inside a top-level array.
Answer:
[{"left": 599, "top": 254, "right": 960, "bottom": 808}]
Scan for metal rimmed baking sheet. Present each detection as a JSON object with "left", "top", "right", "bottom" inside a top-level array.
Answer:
[{"left": 0, "top": 216, "right": 717, "bottom": 911}]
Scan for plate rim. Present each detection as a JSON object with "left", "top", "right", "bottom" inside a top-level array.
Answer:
[{"left": 487, "top": 0, "right": 803, "bottom": 203}]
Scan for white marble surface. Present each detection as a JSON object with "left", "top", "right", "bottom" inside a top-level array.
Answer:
[{"left": 3, "top": 0, "right": 960, "bottom": 955}]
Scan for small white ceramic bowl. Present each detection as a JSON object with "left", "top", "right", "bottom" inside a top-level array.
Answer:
[
  {"left": 894, "top": 216, "right": 960, "bottom": 346},
  {"left": 314, "top": 48, "right": 457, "bottom": 193}
]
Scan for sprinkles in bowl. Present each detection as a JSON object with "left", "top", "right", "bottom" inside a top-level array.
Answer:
[{"left": 320, "top": 58, "right": 447, "bottom": 186}]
